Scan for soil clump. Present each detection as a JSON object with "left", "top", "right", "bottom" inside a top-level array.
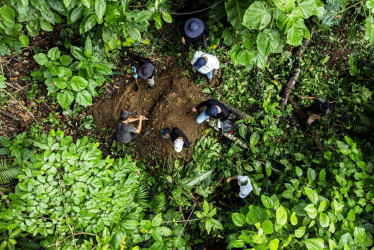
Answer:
[{"left": 92, "top": 66, "right": 208, "bottom": 158}]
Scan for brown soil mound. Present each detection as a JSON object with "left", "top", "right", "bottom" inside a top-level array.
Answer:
[{"left": 93, "top": 66, "right": 208, "bottom": 157}]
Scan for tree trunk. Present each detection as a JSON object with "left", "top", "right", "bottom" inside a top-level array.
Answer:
[{"left": 279, "top": 26, "right": 316, "bottom": 110}]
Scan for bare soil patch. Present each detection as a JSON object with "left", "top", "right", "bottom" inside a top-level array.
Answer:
[{"left": 92, "top": 66, "right": 208, "bottom": 157}]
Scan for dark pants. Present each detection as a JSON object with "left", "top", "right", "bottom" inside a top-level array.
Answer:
[{"left": 131, "top": 131, "right": 148, "bottom": 141}]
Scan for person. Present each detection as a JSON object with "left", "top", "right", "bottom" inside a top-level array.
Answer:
[
  {"left": 191, "top": 51, "right": 219, "bottom": 83},
  {"left": 192, "top": 99, "right": 229, "bottom": 127},
  {"left": 116, "top": 110, "right": 150, "bottom": 144},
  {"left": 181, "top": 18, "right": 209, "bottom": 48},
  {"left": 130, "top": 54, "right": 157, "bottom": 90},
  {"left": 161, "top": 127, "right": 190, "bottom": 153},
  {"left": 226, "top": 175, "right": 253, "bottom": 199},
  {"left": 300, "top": 96, "right": 331, "bottom": 124}
]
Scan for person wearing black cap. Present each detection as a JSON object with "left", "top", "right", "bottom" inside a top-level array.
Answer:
[
  {"left": 181, "top": 18, "right": 209, "bottom": 48},
  {"left": 191, "top": 51, "right": 220, "bottom": 83},
  {"left": 300, "top": 96, "right": 331, "bottom": 124},
  {"left": 192, "top": 99, "right": 230, "bottom": 127},
  {"left": 116, "top": 110, "right": 150, "bottom": 144},
  {"left": 130, "top": 54, "right": 157, "bottom": 90},
  {"left": 161, "top": 127, "right": 190, "bottom": 153}
]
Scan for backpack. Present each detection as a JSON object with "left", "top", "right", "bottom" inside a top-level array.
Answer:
[{"left": 221, "top": 119, "right": 240, "bottom": 134}]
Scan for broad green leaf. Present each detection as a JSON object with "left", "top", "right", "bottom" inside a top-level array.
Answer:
[
  {"left": 20, "top": 0, "right": 29, "bottom": 7},
  {"left": 304, "top": 238, "right": 325, "bottom": 250},
  {"left": 19, "top": 34, "right": 29, "bottom": 47},
  {"left": 128, "top": 27, "right": 141, "bottom": 41},
  {"left": 265, "top": 161, "right": 272, "bottom": 176},
  {"left": 76, "top": 90, "right": 92, "bottom": 107},
  {"left": 185, "top": 170, "right": 212, "bottom": 187},
  {"left": 304, "top": 204, "right": 317, "bottom": 219},
  {"left": 276, "top": 205, "right": 287, "bottom": 226},
  {"left": 34, "top": 53, "right": 49, "bottom": 65},
  {"left": 298, "top": 0, "right": 318, "bottom": 19},
  {"left": 348, "top": 209, "right": 355, "bottom": 221},
  {"left": 95, "top": 64, "right": 112, "bottom": 75},
  {"left": 69, "top": 6, "right": 84, "bottom": 24},
  {"left": 54, "top": 78, "right": 68, "bottom": 89},
  {"left": 354, "top": 227, "right": 366, "bottom": 244},
  {"left": 304, "top": 187, "right": 319, "bottom": 204},
  {"left": 95, "top": 0, "right": 106, "bottom": 23},
  {"left": 0, "top": 80, "right": 6, "bottom": 89},
  {"left": 60, "top": 55, "right": 73, "bottom": 66},
  {"left": 286, "top": 18, "right": 305, "bottom": 46},
  {"left": 328, "top": 239, "right": 337, "bottom": 249},
  {"left": 257, "top": 29, "right": 280, "bottom": 56},
  {"left": 270, "top": 239, "right": 280, "bottom": 250},
  {"left": 319, "top": 213, "right": 329, "bottom": 228},
  {"left": 57, "top": 90, "right": 74, "bottom": 109},
  {"left": 203, "top": 200, "right": 209, "bottom": 215},
  {"left": 161, "top": 12, "right": 172, "bottom": 23},
  {"left": 246, "top": 205, "right": 268, "bottom": 225},
  {"left": 290, "top": 212, "right": 298, "bottom": 225},
  {"left": 232, "top": 213, "right": 246, "bottom": 227},
  {"left": 318, "top": 200, "right": 329, "bottom": 212},
  {"left": 79, "top": 12, "right": 97, "bottom": 34},
  {"left": 273, "top": 0, "right": 295, "bottom": 11},
  {"left": 153, "top": 12, "right": 163, "bottom": 29},
  {"left": 152, "top": 230, "right": 162, "bottom": 243},
  {"left": 84, "top": 36, "right": 92, "bottom": 57},
  {"left": 295, "top": 166, "right": 303, "bottom": 177},
  {"left": 295, "top": 226, "right": 306, "bottom": 238},
  {"left": 236, "top": 49, "right": 255, "bottom": 65},
  {"left": 152, "top": 213, "right": 163, "bottom": 227},
  {"left": 40, "top": 20, "right": 53, "bottom": 32},
  {"left": 156, "top": 226, "right": 172, "bottom": 236},
  {"left": 123, "top": 220, "right": 139, "bottom": 229},
  {"left": 365, "top": 17, "right": 374, "bottom": 44},
  {"left": 262, "top": 220, "right": 273, "bottom": 234},
  {"left": 0, "top": 5, "right": 15, "bottom": 27},
  {"left": 231, "top": 240, "right": 244, "bottom": 248},
  {"left": 261, "top": 195, "right": 274, "bottom": 209},
  {"left": 250, "top": 131, "right": 260, "bottom": 147},
  {"left": 242, "top": 2, "right": 272, "bottom": 30},
  {"left": 47, "top": 47, "right": 61, "bottom": 61},
  {"left": 70, "top": 46, "right": 85, "bottom": 60},
  {"left": 225, "top": 0, "right": 251, "bottom": 30},
  {"left": 71, "top": 76, "right": 88, "bottom": 91}
]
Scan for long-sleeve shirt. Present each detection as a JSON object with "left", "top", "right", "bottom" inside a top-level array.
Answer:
[
  {"left": 309, "top": 98, "right": 330, "bottom": 117},
  {"left": 195, "top": 99, "right": 230, "bottom": 121},
  {"left": 191, "top": 51, "right": 220, "bottom": 74},
  {"left": 180, "top": 22, "right": 209, "bottom": 42},
  {"left": 170, "top": 127, "right": 190, "bottom": 148},
  {"left": 130, "top": 54, "right": 155, "bottom": 79}
]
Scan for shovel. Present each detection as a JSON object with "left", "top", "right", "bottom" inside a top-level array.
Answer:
[{"left": 135, "top": 77, "right": 140, "bottom": 91}]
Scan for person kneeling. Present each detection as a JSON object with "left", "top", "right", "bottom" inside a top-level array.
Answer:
[
  {"left": 116, "top": 110, "right": 150, "bottom": 144},
  {"left": 161, "top": 127, "right": 190, "bottom": 153}
]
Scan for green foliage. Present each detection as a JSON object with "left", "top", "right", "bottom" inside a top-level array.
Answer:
[
  {"left": 228, "top": 137, "right": 374, "bottom": 249},
  {"left": 32, "top": 45, "right": 112, "bottom": 109},
  {"left": 0, "top": 159, "right": 20, "bottom": 184},
  {"left": 0, "top": 0, "right": 171, "bottom": 54}
]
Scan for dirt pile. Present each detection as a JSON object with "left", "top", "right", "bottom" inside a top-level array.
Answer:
[{"left": 93, "top": 66, "right": 208, "bottom": 157}]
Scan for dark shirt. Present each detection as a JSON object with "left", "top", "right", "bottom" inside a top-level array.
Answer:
[
  {"left": 180, "top": 22, "right": 209, "bottom": 43},
  {"left": 116, "top": 121, "right": 136, "bottom": 144},
  {"left": 170, "top": 127, "right": 190, "bottom": 148},
  {"left": 309, "top": 98, "right": 330, "bottom": 117},
  {"left": 196, "top": 99, "right": 230, "bottom": 121},
  {"left": 130, "top": 54, "right": 155, "bottom": 79}
]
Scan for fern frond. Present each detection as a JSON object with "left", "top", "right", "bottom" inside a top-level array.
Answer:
[
  {"left": 135, "top": 186, "right": 149, "bottom": 208},
  {"left": 150, "top": 193, "right": 167, "bottom": 213},
  {"left": 352, "top": 114, "right": 374, "bottom": 136},
  {"left": 0, "top": 159, "right": 21, "bottom": 184}
]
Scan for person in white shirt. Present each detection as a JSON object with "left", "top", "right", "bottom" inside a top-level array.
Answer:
[
  {"left": 191, "top": 51, "right": 220, "bottom": 82},
  {"left": 226, "top": 175, "right": 254, "bottom": 198}
]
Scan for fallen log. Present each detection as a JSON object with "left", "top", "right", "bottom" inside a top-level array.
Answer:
[
  {"left": 0, "top": 109, "right": 22, "bottom": 121},
  {"left": 207, "top": 120, "right": 248, "bottom": 149},
  {"left": 279, "top": 25, "right": 316, "bottom": 110}
]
